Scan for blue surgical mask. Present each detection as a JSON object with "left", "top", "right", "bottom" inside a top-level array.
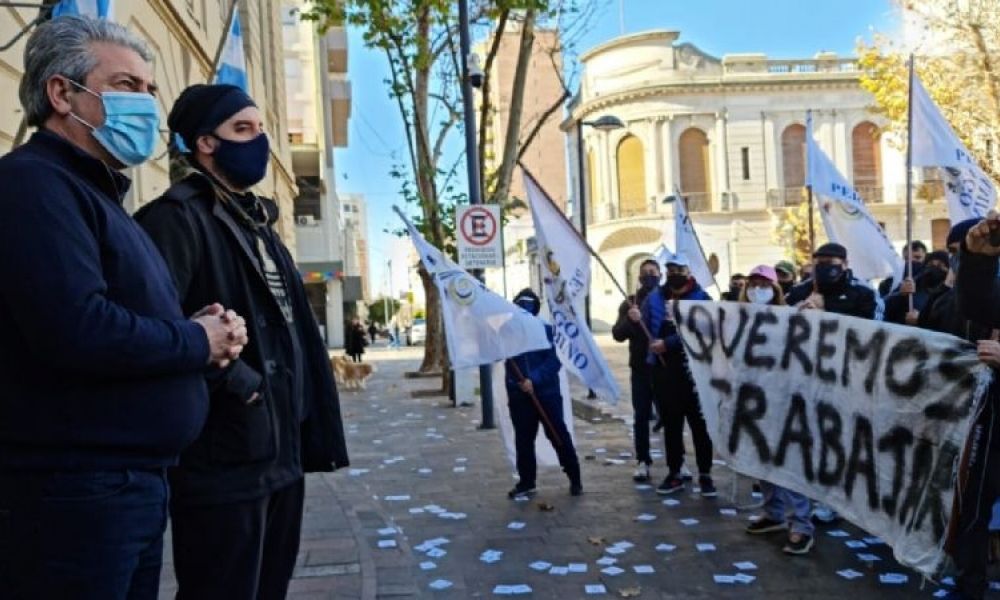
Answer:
[
  {"left": 69, "top": 80, "right": 160, "bottom": 167},
  {"left": 211, "top": 133, "right": 270, "bottom": 190}
]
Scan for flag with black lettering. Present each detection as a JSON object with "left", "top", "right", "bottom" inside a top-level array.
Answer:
[{"left": 675, "top": 301, "right": 988, "bottom": 576}]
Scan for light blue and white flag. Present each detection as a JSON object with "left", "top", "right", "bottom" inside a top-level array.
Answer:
[
  {"left": 911, "top": 73, "right": 996, "bottom": 222},
  {"left": 668, "top": 187, "right": 717, "bottom": 292},
  {"left": 394, "top": 207, "right": 550, "bottom": 369},
  {"left": 215, "top": 10, "right": 249, "bottom": 91},
  {"left": 806, "top": 112, "right": 903, "bottom": 282},
  {"left": 51, "top": 0, "right": 113, "bottom": 19},
  {"left": 523, "top": 171, "right": 620, "bottom": 403}
]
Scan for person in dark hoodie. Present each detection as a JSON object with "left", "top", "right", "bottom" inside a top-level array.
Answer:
[
  {"left": 918, "top": 219, "right": 989, "bottom": 340},
  {"left": 883, "top": 250, "right": 949, "bottom": 326},
  {"left": 642, "top": 254, "right": 716, "bottom": 498},
  {"left": 944, "top": 214, "right": 1000, "bottom": 600},
  {"left": 505, "top": 288, "right": 582, "bottom": 499},
  {"left": 136, "top": 84, "right": 349, "bottom": 599},
  {"left": 612, "top": 258, "right": 661, "bottom": 482},
  {"left": 0, "top": 18, "right": 248, "bottom": 600}
]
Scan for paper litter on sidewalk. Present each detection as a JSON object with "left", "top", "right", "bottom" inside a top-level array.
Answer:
[{"left": 428, "top": 579, "right": 452, "bottom": 590}]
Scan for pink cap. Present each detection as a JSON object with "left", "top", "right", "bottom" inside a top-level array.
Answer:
[{"left": 748, "top": 265, "right": 778, "bottom": 283}]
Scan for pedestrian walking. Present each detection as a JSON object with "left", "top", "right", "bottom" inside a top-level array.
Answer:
[
  {"left": 136, "top": 83, "right": 349, "bottom": 600},
  {"left": 368, "top": 321, "right": 378, "bottom": 345},
  {"left": 0, "top": 17, "right": 248, "bottom": 600},
  {"left": 346, "top": 318, "right": 366, "bottom": 362}
]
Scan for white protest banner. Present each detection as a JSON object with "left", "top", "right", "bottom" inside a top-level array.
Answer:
[
  {"left": 674, "top": 301, "right": 988, "bottom": 576},
  {"left": 806, "top": 112, "right": 904, "bottom": 282},
  {"left": 394, "top": 207, "right": 551, "bottom": 368},
  {"left": 911, "top": 74, "right": 995, "bottom": 221},
  {"left": 523, "top": 171, "right": 620, "bottom": 403}
]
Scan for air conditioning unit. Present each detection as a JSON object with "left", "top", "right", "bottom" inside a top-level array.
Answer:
[{"left": 296, "top": 215, "right": 316, "bottom": 226}]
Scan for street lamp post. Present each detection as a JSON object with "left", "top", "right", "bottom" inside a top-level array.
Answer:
[{"left": 575, "top": 114, "right": 623, "bottom": 400}]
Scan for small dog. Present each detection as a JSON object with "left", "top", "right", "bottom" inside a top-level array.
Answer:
[{"left": 331, "top": 355, "right": 376, "bottom": 391}]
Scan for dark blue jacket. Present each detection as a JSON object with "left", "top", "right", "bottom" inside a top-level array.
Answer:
[
  {"left": 0, "top": 130, "right": 210, "bottom": 471},
  {"left": 641, "top": 280, "right": 711, "bottom": 365},
  {"left": 505, "top": 324, "right": 562, "bottom": 400}
]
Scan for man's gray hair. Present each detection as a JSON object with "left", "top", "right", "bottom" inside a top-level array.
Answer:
[{"left": 19, "top": 16, "right": 153, "bottom": 127}]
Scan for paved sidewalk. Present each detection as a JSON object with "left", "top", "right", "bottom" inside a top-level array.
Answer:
[{"left": 158, "top": 339, "right": 995, "bottom": 599}]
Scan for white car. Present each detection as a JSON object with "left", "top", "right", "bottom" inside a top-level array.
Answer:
[{"left": 409, "top": 318, "right": 426, "bottom": 345}]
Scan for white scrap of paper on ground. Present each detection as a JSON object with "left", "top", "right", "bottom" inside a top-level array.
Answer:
[
  {"left": 510, "top": 585, "right": 532, "bottom": 595},
  {"left": 605, "top": 547, "right": 625, "bottom": 555},
  {"left": 585, "top": 584, "right": 607, "bottom": 594},
  {"left": 879, "top": 573, "right": 908, "bottom": 585},
  {"left": 634, "top": 484, "right": 652, "bottom": 491},
  {"left": 733, "top": 562, "right": 757, "bottom": 570},
  {"left": 428, "top": 579, "right": 452, "bottom": 590},
  {"left": 696, "top": 543, "right": 716, "bottom": 552},
  {"left": 941, "top": 577, "right": 955, "bottom": 586},
  {"left": 845, "top": 540, "right": 868, "bottom": 549},
  {"left": 377, "top": 539, "right": 396, "bottom": 548},
  {"left": 662, "top": 499, "right": 680, "bottom": 507},
  {"left": 733, "top": 573, "right": 756, "bottom": 584},
  {"left": 377, "top": 527, "right": 397, "bottom": 536},
  {"left": 409, "top": 508, "right": 425, "bottom": 514},
  {"left": 713, "top": 459, "right": 727, "bottom": 465},
  {"left": 419, "top": 561, "right": 436, "bottom": 570},
  {"left": 548, "top": 566, "right": 569, "bottom": 576},
  {"left": 633, "top": 565, "right": 655, "bottom": 574},
  {"left": 837, "top": 569, "right": 864, "bottom": 580},
  {"left": 600, "top": 566, "right": 625, "bottom": 576},
  {"left": 417, "top": 468, "right": 432, "bottom": 474},
  {"left": 507, "top": 521, "right": 526, "bottom": 530},
  {"left": 452, "top": 466, "right": 466, "bottom": 473},
  {"left": 611, "top": 541, "right": 634, "bottom": 549},
  {"left": 680, "top": 518, "right": 700, "bottom": 526},
  {"left": 426, "top": 548, "right": 447, "bottom": 558},
  {"left": 568, "top": 563, "right": 587, "bottom": 573},
  {"left": 348, "top": 469, "right": 369, "bottom": 476},
  {"left": 719, "top": 508, "right": 738, "bottom": 517},
  {"left": 857, "top": 553, "right": 882, "bottom": 562},
  {"left": 594, "top": 448, "right": 607, "bottom": 453},
  {"left": 827, "top": 530, "right": 850, "bottom": 537},
  {"left": 655, "top": 543, "right": 676, "bottom": 552},
  {"left": 384, "top": 495, "right": 410, "bottom": 501},
  {"left": 372, "top": 440, "right": 383, "bottom": 445},
  {"left": 714, "top": 575, "right": 736, "bottom": 584},
  {"left": 864, "top": 536, "right": 885, "bottom": 545},
  {"left": 596, "top": 557, "right": 617, "bottom": 565},
  {"left": 635, "top": 513, "right": 657, "bottom": 522},
  {"left": 529, "top": 561, "right": 551, "bottom": 571},
  {"left": 514, "top": 495, "right": 530, "bottom": 503},
  {"left": 934, "top": 590, "right": 949, "bottom": 598}
]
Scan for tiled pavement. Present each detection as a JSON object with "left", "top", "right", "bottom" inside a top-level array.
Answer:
[{"left": 158, "top": 337, "right": 998, "bottom": 599}]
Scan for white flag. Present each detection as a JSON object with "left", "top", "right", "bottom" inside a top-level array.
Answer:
[
  {"left": 911, "top": 73, "right": 995, "bottom": 221},
  {"left": 394, "top": 207, "right": 551, "bottom": 368},
  {"left": 806, "top": 113, "right": 904, "bottom": 282},
  {"left": 670, "top": 190, "right": 716, "bottom": 291},
  {"left": 523, "top": 172, "right": 620, "bottom": 403}
]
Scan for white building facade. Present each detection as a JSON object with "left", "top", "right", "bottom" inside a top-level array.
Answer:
[{"left": 549, "top": 30, "right": 950, "bottom": 331}]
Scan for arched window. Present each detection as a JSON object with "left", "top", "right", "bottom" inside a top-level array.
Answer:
[
  {"left": 678, "top": 128, "right": 712, "bottom": 211},
  {"left": 616, "top": 135, "right": 647, "bottom": 217},
  {"left": 625, "top": 253, "right": 656, "bottom": 293},
  {"left": 587, "top": 148, "right": 597, "bottom": 223},
  {"left": 780, "top": 124, "right": 806, "bottom": 206},
  {"left": 852, "top": 121, "right": 882, "bottom": 202}
]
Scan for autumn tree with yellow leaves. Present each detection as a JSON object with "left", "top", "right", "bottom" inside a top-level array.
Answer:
[{"left": 857, "top": 0, "right": 1000, "bottom": 184}]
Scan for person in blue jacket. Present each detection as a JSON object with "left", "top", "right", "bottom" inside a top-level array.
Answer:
[
  {"left": 642, "top": 254, "right": 717, "bottom": 498},
  {"left": 505, "top": 288, "right": 582, "bottom": 499},
  {"left": 0, "top": 17, "right": 247, "bottom": 600}
]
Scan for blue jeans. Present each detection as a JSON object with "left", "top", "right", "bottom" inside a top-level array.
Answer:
[
  {"left": 0, "top": 468, "right": 169, "bottom": 600},
  {"left": 760, "top": 480, "right": 814, "bottom": 536}
]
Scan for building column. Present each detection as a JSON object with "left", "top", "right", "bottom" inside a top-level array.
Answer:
[
  {"left": 642, "top": 119, "right": 659, "bottom": 214},
  {"left": 713, "top": 112, "right": 728, "bottom": 211},
  {"left": 600, "top": 132, "right": 615, "bottom": 221},
  {"left": 762, "top": 112, "right": 779, "bottom": 193},
  {"left": 661, "top": 117, "right": 675, "bottom": 197}
]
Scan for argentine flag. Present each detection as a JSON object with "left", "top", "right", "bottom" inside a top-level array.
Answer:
[
  {"left": 215, "top": 11, "right": 248, "bottom": 91},
  {"left": 51, "top": 0, "right": 113, "bottom": 19}
]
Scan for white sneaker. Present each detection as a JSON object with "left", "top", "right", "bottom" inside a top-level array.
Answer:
[{"left": 633, "top": 462, "right": 651, "bottom": 483}]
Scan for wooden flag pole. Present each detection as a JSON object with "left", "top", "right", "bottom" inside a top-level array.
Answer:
[
  {"left": 505, "top": 359, "right": 563, "bottom": 448},
  {"left": 904, "top": 54, "right": 916, "bottom": 313}
]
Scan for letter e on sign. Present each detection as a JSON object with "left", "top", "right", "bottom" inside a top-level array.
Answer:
[{"left": 457, "top": 205, "right": 502, "bottom": 269}]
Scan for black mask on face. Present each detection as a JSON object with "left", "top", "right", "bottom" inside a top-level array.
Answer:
[
  {"left": 639, "top": 274, "right": 660, "bottom": 291},
  {"left": 814, "top": 263, "right": 845, "bottom": 291},
  {"left": 920, "top": 267, "right": 948, "bottom": 289},
  {"left": 779, "top": 280, "right": 793, "bottom": 295},
  {"left": 666, "top": 274, "right": 689, "bottom": 290}
]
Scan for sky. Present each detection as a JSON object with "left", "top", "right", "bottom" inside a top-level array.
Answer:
[{"left": 336, "top": 0, "right": 900, "bottom": 298}]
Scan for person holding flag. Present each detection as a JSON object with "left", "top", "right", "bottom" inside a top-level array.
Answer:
[
  {"left": 505, "top": 288, "right": 583, "bottom": 499},
  {"left": 643, "top": 253, "right": 716, "bottom": 497}
]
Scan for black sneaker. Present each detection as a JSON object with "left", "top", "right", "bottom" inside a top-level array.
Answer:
[
  {"left": 507, "top": 484, "right": 537, "bottom": 500},
  {"left": 656, "top": 474, "right": 684, "bottom": 495},
  {"left": 745, "top": 517, "right": 787, "bottom": 534},
  {"left": 698, "top": 475, "right": 718, "bottom": 498},
  {"left": 782, "top": 533, "right": 814, "bottom": 555},
  {"left": 569, "top": 482, "right": 583, "bottom": 496}
]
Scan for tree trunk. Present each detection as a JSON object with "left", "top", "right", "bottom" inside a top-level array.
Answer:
[{"left": 417, "top": 266, "right": 444, "bottom": 373}]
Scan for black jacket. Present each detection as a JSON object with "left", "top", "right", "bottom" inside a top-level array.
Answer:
[
  {"left": 920, "top": 286, "right": 993, "bottom": 341},
  {"left": 0, "top": 131, "right": 210, "bottom": 471},
  {"left": 137, "top": 171, "right": 348, "bottom": 506},
  {"left": 785, "top": 273, "right": 878, "bottom": 320},
  {"left": 611, "top": 291, "right": 652, "bottom": 370}
]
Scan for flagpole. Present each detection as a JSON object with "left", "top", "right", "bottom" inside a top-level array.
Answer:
[
  {"left": 905, "top": 54, "right": 915, "bottom": 313},
  {"left": 506, "top": 360, "right": 563, "bottom": 448},
  {"left": 805, "top": 109, "right": 815, "bottom": 256},
  {"left": 210, "top": 0, "right": 239, "bottom": 79}
]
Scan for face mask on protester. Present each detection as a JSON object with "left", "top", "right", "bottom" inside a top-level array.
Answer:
[
  {"left": 921, "top": 267, "right": 948, "bottom": 289},
  {"left": 813, "top": 263, "right": 845, "bottom": 291},
  {"left": 779, "top": 280, "right": 793, "bottom": 295},
  {"left": 68, "top": 80, "right": 160, "bottom": 167},
  {"left": 514, "top": 296, "right": 539, "bottom": 315},
  {"left": 666, "top": 274, "right": 689, "bottom": 290},
  {"left": 639, "top": 274, "right": 659, "bottom": 291},
  {"left": 747, "top": 287, "right": 774, "bottom": 305},
  {"left": 211, "top": 132, "right": 271, "bottom": 190}
]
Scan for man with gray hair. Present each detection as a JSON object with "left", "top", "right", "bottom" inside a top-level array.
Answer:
[{"left": 0, "top": 16, "right": 248, "bottom": 599}]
